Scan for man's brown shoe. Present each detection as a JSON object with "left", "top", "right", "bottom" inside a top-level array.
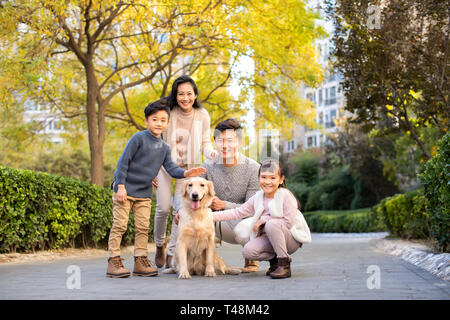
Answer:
[
  {"left": 266, "top": 256, "right": 278, "bottom": 276},
  {"left": 155, "top": 245, "right": 165, "bottom": 268},
  {"left": 270, "top": 257, "right": 291, "bottom": 279},
  {"left": 106, "top": 256, "right": 131, "bottom": 278},
  {"left": 241, "top": 259, "right": 259, "bottom": 273},
  {"left": 133, "top": 256, "right": 158, "bottom": 277}
]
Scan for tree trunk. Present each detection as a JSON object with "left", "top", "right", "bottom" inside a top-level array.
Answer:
[
  {"left": 400, "top": 108, "right": 432, "bottom": 160},
  {"left": 408, "top": 127, "right": 431, "bottom": 160},
  {"left": 85, "top": 60, "right": 105, "bottom": 186}
]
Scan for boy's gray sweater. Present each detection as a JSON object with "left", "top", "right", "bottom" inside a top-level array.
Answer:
[{"left": 113, "top": 130, "right": 185, "bottom": 199}]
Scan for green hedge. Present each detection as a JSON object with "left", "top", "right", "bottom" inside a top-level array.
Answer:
[
  {"left": 419, "top": 132, "right": 450, "bottom": 252},
  {"left": 370, "top": 133, "right": 449, "bottom": 252},
  {"left": 371, "top": 189, "right": 431, "bottom": 240},
  {"left": 0, "top": 166, "right": 160, "bottom": 253},
  {"left": 303, "top": 208, "right": 386, "bottom": 233}
]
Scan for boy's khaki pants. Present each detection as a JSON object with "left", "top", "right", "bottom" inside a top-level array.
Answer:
[{"left": 108, "top": 195, "right": 152, "bottom": 258}]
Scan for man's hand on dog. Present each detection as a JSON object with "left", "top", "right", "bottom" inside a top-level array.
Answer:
[{"left": 184, "top": 167, "right": 207, "bottom": 177}]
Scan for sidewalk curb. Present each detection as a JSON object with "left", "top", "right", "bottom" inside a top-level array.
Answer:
[{"left": 373, "top": 238, "right": 450, "bottom": 281}]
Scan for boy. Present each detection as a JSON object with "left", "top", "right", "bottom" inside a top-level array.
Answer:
[{"left": 107, "top": 99, "right": 206, "bottom": 278}]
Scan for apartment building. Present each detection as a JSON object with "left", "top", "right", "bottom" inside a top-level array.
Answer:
[
  {"left": 283, "top": 0, "right": 349, "bottom": 154},
  {"left": 23, "top": 99, "right": 65, "bottom": 144}
]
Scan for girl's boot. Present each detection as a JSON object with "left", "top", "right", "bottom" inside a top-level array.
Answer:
[
  {"left": 269, "top": 257, "right": 291, "bottom": 279},
  {"left": 266, "top": 256, "right": 278, "bottom": 276}
]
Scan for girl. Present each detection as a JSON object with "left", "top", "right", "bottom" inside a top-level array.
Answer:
[
  {"left": 213, "top": 159, "right": 311, "bottom": 279},
  {"left": 153, "top": 75, "right": 218, "bottom": 269}
]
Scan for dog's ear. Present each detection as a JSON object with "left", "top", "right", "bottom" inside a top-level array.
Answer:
[
  {"left": 207, "top": 180, "right": 215, "bottom": 198},
  {"left": 181, "top": 179, "right": 190, "bottom": 198}
]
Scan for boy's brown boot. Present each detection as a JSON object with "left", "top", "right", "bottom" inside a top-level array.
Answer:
[
  {"left": 269, "top": 257, "right": 291, "bottom": 279},
  {"left": 133, "top": 256, "right": 158, "bottom": 277},
  {"left": 266, "top": 256, "right": 278, "bottom": 276},
  {"left": 155, "top": 245, "right": 165, "bottom": 268},
  {"left": 241, "top": 259, "right": 259, "bottom": 273},
  {"left": 106, "top": 256, "right": 131, "bottom": 278}
]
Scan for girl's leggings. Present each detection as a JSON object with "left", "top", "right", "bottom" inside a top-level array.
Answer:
[{"left": 242, "top": 219, "right": 302, "bottom": 260}]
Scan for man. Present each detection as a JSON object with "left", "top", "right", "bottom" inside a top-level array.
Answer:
[{"left": 169, "top": 118, "right": 261, "bottom": 272}]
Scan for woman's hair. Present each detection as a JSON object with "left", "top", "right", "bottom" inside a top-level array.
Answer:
[
  {"left": 167, "top": 75, "right": 202, "bottom": 110},
  {"left": 258, "top": 159, "right": 301, "bottom": 210}
]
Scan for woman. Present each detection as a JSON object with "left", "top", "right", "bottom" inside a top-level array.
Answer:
[{"left": 153, "top": 75, "right": 218, "bottom": 268}]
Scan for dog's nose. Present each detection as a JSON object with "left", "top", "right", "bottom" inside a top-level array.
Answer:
[{"left": 192, "top": 192, "right": 199, "bottom": 200}]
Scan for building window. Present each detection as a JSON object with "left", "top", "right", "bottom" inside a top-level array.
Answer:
[
  {"left": 338, "top": 84, "right": 343, "bottom": 96},
  {"left": 330, "top": 109, "right": 337, "bottom": 128},
  {"left": 307, "top": 136, "right": 313, "bottom": 148},
  {"left": 54, "top": 121, "right": 63, "bottom": 131},
  {"left": 330, "top": 86, "right": 336, "bottom": 102},
  {"left": 325, "top": 86, "right": 337, "bottom": 105}
]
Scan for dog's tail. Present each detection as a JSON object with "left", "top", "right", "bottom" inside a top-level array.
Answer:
[{"left": 225, "top": 266, "right": 242, "bottom": 275}]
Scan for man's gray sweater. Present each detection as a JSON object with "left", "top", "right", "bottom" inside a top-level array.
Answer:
[
  {"left": 113, "top": 130, "right": 185, "bottom": 199},
  {"left": 200, "top": 153, "right": 261, "bottom": 210}
]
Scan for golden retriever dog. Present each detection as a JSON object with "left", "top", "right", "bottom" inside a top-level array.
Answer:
[{"left": 163, "top": 177, "right": 241, "bottom": 279}]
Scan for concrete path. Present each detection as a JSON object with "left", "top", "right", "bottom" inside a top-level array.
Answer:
[{"left": 0, "top": 233, "right": 448, "bottom": 300}]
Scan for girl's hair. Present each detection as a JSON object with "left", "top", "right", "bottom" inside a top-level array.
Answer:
[
  {"left": 258, "top": 159, "right": 302, "bottom": 210},
  {"left": 167, "top": 75, "right": 202, "bottom": 110}
]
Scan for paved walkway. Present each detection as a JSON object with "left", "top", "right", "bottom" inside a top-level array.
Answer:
[{"left": 0, "top": 233, "right": 448, "bottom": 300}]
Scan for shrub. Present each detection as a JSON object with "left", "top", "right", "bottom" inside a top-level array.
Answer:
[
  {"left": 288, "top": 153, "right": 385, "bottom": 211},
  {"left": 0, "top": 166, "right": 160, "bottom": 253},
  {"left": 419, "top": 132, "right": 450, "bottom": 252},
  {"left": 303, "top": 208, "right": 386, "bottom": 233},
  {"left": 310, "top": 166, "right": 355, "bottom": 211},
  {"left": 371, "top": 189, "right": 431, "bottom": 240},
  {"left": 286, "top": 181, "right": 310, "bottom": 211},
  {"left": 288, "top": 152, "right": 319, "bottom": 186}
]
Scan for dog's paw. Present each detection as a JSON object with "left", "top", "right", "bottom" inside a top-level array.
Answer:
[
  {"left": 205, "top": 271, "right": 216, "bottom": 277},
  {"left": 204, "top": 268, "right": 216, "bottom": 277},
  {"left": 178, "top": 271, "right": 191, "bottom": 279}
]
